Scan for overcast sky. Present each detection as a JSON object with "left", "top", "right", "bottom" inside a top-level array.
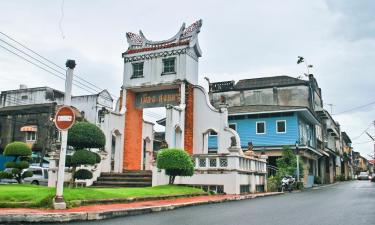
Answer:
[{"left": 0, "top": 0, "right": 374, "bottom": 158}]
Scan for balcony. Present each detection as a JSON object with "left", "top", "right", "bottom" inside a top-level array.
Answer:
[{"left": 193, "top": 154, "right": 267, "bottom": 174}]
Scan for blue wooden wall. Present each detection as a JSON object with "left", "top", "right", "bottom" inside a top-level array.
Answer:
[{"left": 230, "top": 114, "right": 299, "bottom": 148}]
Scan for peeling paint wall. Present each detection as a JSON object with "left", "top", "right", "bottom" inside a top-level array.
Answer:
[{"left": 211, "top": 86, "right": 311, "bottom": 108}]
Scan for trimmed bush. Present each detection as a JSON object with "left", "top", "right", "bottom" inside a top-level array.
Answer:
[
  {"left": 65, "top": 155, "right": 73, "bottom": 167},
  {"left": 4, "top": 142, "right": 32, "bottom": 158},
  {"left": 156, "top": 148, "right": 194, "bottom": 184},
  {"left": 0, "top": 171, "right": 13, "bottom": 179},
  {"left": 71, "top": 149, "right": 96, "bottom": 166},
  {"left": 74, "top": 169, "right": 93, "bottom": 180},
  {"left": 22, "top": 170, "right": 33, "bottom": 179},
  {"left": 68, "top": 122, "right": 106, "bottom": 149},
  {"left": 93, "top": 152, "right": 101, "bottom": 164},
  {"left": 1, "top": 142, "right": 32, "bottom": 183}
]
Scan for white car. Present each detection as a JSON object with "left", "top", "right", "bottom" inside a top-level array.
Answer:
[{"left": 23, "top": 166, "right": 49, "bottom": 186}]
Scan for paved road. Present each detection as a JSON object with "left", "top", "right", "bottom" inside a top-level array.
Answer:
[{"left": 59, "top": 181, "right": 375, "bottom": 225}]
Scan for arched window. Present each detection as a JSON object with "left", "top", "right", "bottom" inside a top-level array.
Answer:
[{"left": 203, "top": 129, "right": 218, "bottom": 154}]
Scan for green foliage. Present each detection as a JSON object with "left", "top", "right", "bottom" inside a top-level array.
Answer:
[
  {"left": 74, "top": 169, "right": 93, "bottom": 180},
  {"left": 267, "top": 176, "right": 279, "bottom": 192},
  {"left": 71, "top": 149, "right": 97, "bottom": 166},
  {"left": 65, "top": 155, "right": 72, "bottom": 167},
  {"left": 314, "top": 176, "right": 321, "bottom": 184},
  {"left": 294, "top": 181, "right": 304, "bottom": 190},
  {"left": 0, "top": 184, "right": 203, "bottom": 208},
  {"left": 68, "top": 122, "right": 106, "bottom": 149},
  {"left": 276, "top": 146, "right": 304, "bottom": 178},
  {"left": 5, "top": 161, "right": 16, "bottom": 168},
  {"left": 3, "top": 142, "right": 32, "bottom": 158},
  {"left": 336, "top": 174, "right": 346, "bottom": 181},
  {"left": 1, "top": 142, "right": 32, "bottom": 184},
  {"left": 156, "top": 148, "right": 194, "bottom": 184},
  {"left": 22, "top": 171, "right": 33, "bottom": 179},
  {"left": 93, "top": 152, "right": 101, "bottom": 164},
  {"left": 0, "top": 171, "right": 13, "bottom": 179}
]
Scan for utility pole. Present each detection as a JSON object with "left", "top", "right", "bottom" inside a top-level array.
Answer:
[
  {"left": 53, "top": 59, "right": 75, "bottom": 210},
  {"left": 366, "top": 120, "right": 375, "bottom": 174},
  {"left": 295, "top": 141, "right": 300, "bottom": 182}
]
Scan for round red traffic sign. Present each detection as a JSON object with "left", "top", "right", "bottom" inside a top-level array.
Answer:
[{"left": 55, "top": 106, "right": 76, "bottom": 130}]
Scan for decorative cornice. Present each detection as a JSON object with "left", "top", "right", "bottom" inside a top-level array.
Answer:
[{"left": 124, "top": 48, "right": 188, "bottom": 63}]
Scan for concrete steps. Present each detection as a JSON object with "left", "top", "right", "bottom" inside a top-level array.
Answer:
[{"left": 92, "top": 170, "right": 152, "bottom": 188}]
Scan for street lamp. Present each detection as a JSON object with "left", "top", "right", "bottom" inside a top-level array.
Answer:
[{"left": 295, "top": 141, "right": 300, "bottom": 182}]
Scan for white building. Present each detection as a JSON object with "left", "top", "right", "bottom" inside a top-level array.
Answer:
[{"left": 120, "top": 20, "right": 267, "bottom": 194}]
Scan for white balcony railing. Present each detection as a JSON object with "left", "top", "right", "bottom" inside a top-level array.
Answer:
[{"left": 193, "top": 154, "right": 267, "bottom": 174}]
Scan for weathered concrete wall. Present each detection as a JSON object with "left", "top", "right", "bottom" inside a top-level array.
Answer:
[
  {"left": 211, "top": 86, "right": 310, "bottom": 108},
  {"left": 0, "top": 104, "right": 56, "bottom": 152}
]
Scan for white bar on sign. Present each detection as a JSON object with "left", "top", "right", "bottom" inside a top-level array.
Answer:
[{"left": 58, "top": 115, "right": 72, "bottom": 121}]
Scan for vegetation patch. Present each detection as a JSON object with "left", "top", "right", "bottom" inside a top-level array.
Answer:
[{"left": 0, "top": 184, "right": 203, "bottom": 208}]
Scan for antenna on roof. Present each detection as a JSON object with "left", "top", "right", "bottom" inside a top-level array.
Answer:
[{"left": 297, "top": 56, "right": 313, "bottom": 77}]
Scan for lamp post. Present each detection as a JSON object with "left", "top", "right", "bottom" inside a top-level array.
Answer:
[{"left": 295, "top": 141, "right": 300, "bottom": 182}]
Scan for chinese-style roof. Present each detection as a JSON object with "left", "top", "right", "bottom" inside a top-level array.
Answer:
[{"left": 123, "top": 20, "right": 202, "bottom": 57}]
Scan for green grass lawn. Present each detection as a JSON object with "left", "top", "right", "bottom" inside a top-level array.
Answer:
[{"left": 0, "top": 184, "right": 203, "bottom": 208}]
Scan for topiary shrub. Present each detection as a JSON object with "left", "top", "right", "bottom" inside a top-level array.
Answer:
[
  {"left": 68, "top": 122, "right": 106, "bottom": 149},
  {"left": 71, "top": 149, "right": 96, "bottom": 166},
  {"left": 66, "top": 122, "right": 105, "bottom": 187},
  {"left": 74, "top": 169, "right": 93, "bottom": 180},
  {"left": 4, "top": 142, "right": 32, "bottom": 158},
  {"left": 93, "top": 152, "right": 101, "bottom": 164},
  {"left": 0, "top": 171, "right": 13, "bottom": 179},
  {"left": 68, "top": 149, "right": 97, "bottom": 186},
  {"left": 1, "top": 142, "right": 33, "bottom": 183},
  {"left": 65, "top": 155, "right": 73, "bottom": 167},
  {"left": 156, "top": 148, "right": 194, "bottom": 184}
]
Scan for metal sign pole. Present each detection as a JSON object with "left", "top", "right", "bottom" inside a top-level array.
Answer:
[{"left": 53, "top": 60, "right": 75, "bottom": 209}]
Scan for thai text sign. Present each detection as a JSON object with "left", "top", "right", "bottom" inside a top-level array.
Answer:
[
  {"left": 135, "top": 89, "right": 180, "bottom": 108},
  {"left": 54, "top": 106, "right": 76, "bottom": 130}
]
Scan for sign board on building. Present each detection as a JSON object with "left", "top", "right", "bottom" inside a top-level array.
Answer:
[
  {"left": 135, "top": 89, "right": 180, "bottom": 108},
  {"left": 54, "top": 106, "right": 76, "bottom": 130}
]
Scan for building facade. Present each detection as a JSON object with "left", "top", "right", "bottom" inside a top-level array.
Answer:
[{"left": 208, "top": 75, "right": 348, "bottom": 187}]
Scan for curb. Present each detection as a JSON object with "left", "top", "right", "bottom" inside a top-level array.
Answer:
[
  {"left": 70, "top": 192, "right": 209, "bottom": 207},
  {"left": 0, "top": 192, "right": 282, "bottom": 223}
]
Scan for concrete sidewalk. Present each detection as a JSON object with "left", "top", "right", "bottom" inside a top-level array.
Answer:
[{"left": 0, "top": 192, "right": 282, "bottom": 223}]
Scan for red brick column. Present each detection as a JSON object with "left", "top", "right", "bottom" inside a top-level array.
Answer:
[
  {"left": 184, "top": 84, "right": 194, "bottom": 155},
  {"left": 123, "top": 90, "right": 143, "bottom": 170}
]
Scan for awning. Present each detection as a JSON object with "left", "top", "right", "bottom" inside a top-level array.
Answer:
[{"left": 20, "top": 125, "right": 37, "bottom": 132}]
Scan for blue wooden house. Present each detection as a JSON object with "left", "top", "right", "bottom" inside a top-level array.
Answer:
[{"left": 208, "top": 75, "right": 326, "bottom": 187}]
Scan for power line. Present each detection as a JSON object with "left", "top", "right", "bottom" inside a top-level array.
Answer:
[
  {"left": 0, "top": 42, "right": 117, "bottom": 104},
  {"left": 0, "top": 37, "right": 103, "bottom": 95},
  {"left": 334, "top": 100, "right": 375, "bottom": 115},
  {"left": 0, "top": 32, "right": 166, "bottom": 118},
  {"left": 0, "top": 31, "right": 118, "bottom": 99},
  {"left": 351, "top": 123, "right": 373, "bottom": 140},
  {"left": 353, "top": 140, "right": 373, "bottom": 145},
  {"left": 0, "top": 44, "right": 95, "bottom": 95}
]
